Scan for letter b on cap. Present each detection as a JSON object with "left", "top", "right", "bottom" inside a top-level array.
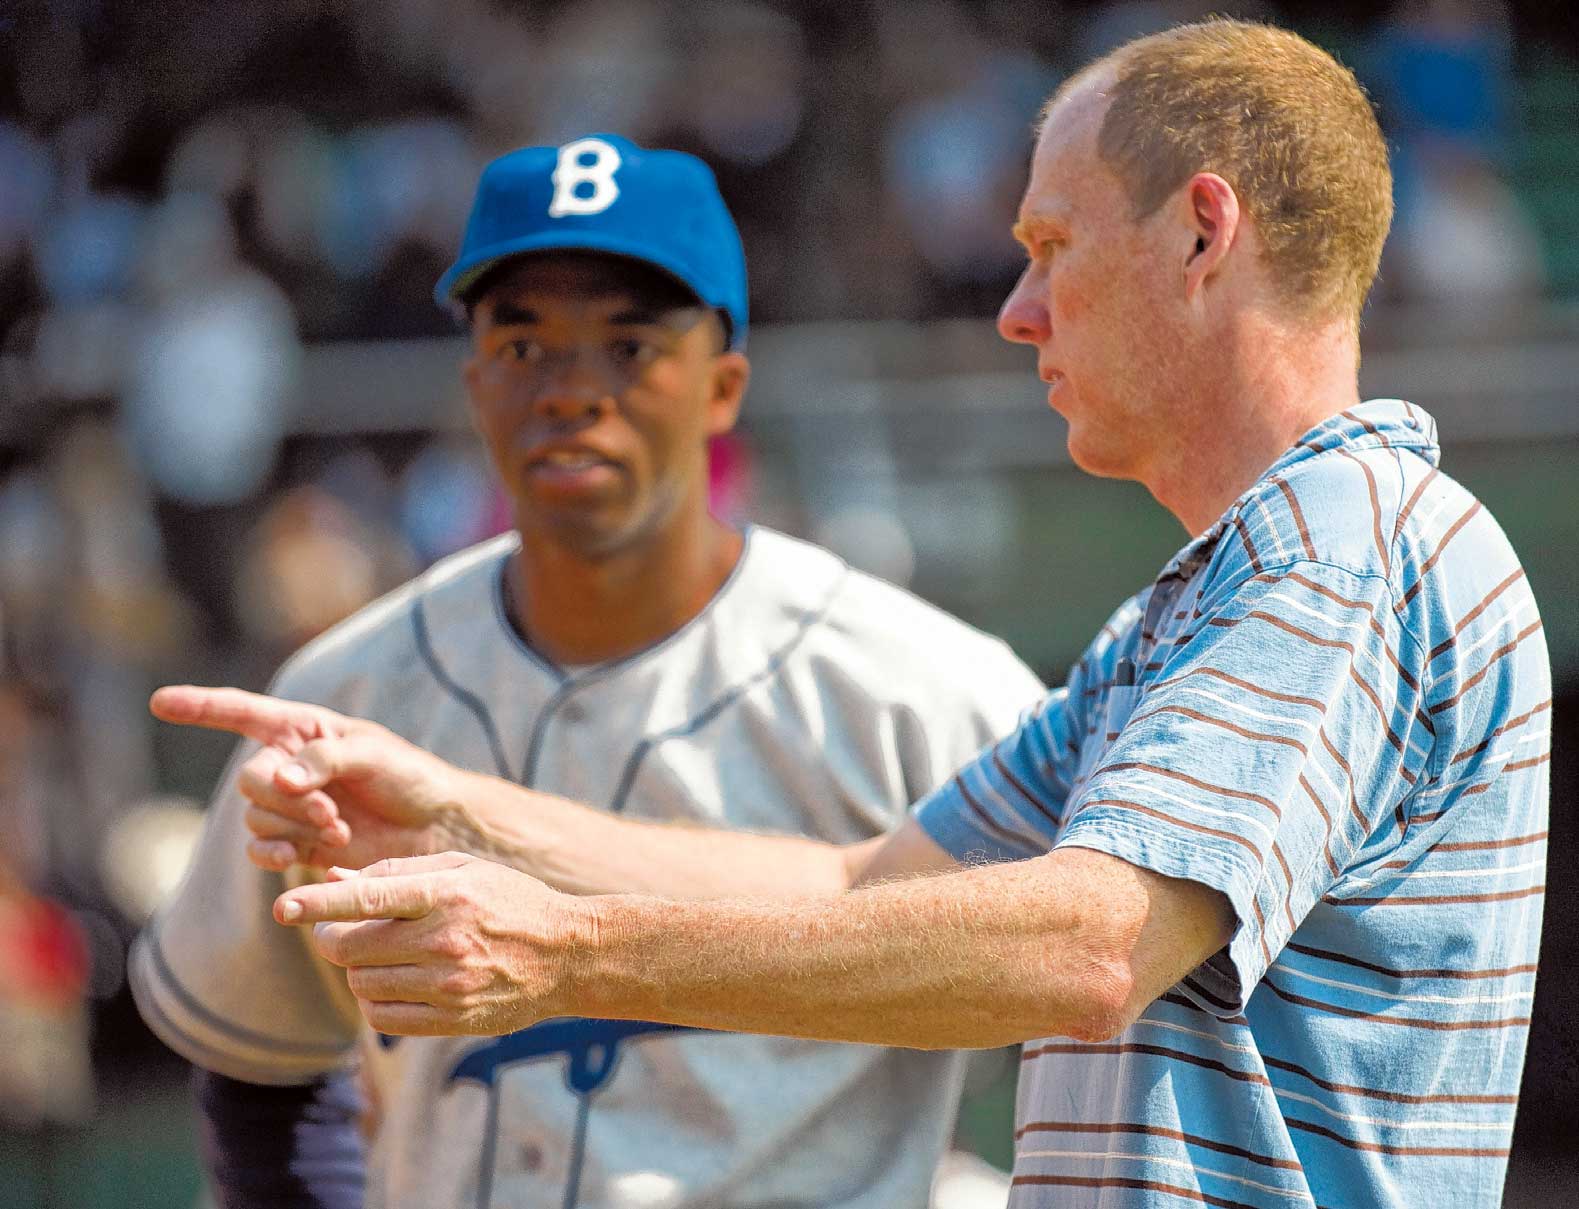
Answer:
[{"left": 549, "top": 138, "right": 622, "bottom": 217}]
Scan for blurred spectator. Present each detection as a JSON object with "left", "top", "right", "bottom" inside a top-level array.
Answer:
[
  {"left": 398, "top": 438, "right": 501, "bottom": 564},
  {"left": 0, "top": 676, "right": 55, "bottom": 892},
  {"left": 533, "top": 0, "right": 679, "bottom": 144},
  {"left": 233, "top": 473, "right": 416, "bottom": 657},
  {"left": 1386, "top": 154, "right": 1546, "bottom": 309},
  {"left": 121, "top": 192, "right": 302, "bottom": 505},
  {"left": 0, "top": 851, "right": 94, "bottom": 1130},
  {"left": 1371, "top": 0, "right": 1515, "bottom": 157},
  {"left": 0, "top": 123, "right": 53, "bottom": 272},
  {"left": 679, "top": 1, "right": 809, "bottom": 167},
  {"left": 1368, "top": 0, "right": 1546, "bottom": 311},
  {"left": 47, "top": 423, "right": 198, "bottom": 883},
  {"left": 879, "top": 4, "right": 1056, "bottom": 313}
]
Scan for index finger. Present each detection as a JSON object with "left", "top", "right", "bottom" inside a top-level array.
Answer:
[
  {"left": 275, "top": 873, "right": 439, "bottom": 926},
  {"left": 150, "top": 685, "right": 336, "bottom": 747}
]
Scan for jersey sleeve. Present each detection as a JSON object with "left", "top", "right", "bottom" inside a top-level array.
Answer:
[
  {"left": 1056, "top": 562, "right": 1427, "bottom": 1014},
  {"left": 129, "top": 666, "right": 363, "bottom": 1085},
  {"left": 912, "top": 628, "right": 1110, "bottom": 863}
]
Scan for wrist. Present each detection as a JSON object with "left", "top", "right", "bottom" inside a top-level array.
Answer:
[
  {"left": 433, "top": 771, "right": 520, "bottom": 866},
  {"left": 557, "top": 892, "right": 664, "bottom": 1021},
  {"left": 553, "top": 891, "right": 614, "bottom": 1018}
]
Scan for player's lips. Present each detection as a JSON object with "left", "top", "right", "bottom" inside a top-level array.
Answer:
[{"left": 521, "top": 442, "right": 625, "bottom": 491}]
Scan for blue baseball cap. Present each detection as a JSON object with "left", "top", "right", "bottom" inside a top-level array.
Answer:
[{"left": 435, "top": 134, "right": 748, "bottom": 349}]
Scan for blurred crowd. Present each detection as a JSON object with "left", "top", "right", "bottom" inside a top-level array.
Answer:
[{"left": 0, "top": 0, "right": 1575, "bottom": 1147}]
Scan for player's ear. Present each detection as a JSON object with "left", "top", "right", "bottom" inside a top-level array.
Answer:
[{"left": 705, "top": 351, "right": 749, "bottom": 437}]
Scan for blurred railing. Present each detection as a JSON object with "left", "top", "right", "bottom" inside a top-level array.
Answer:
[{"left": 50, "top": 304, "right": 1566, "bottom": 677}]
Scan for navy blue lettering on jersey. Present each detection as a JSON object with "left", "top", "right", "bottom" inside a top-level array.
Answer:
[{"left": 378, "top": 1018, "right": 701, "bottom": 1094}]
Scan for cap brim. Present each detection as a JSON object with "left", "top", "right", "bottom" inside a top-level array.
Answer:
[{"left": 435, "top": 230, "right": 714, "bottom": 312}]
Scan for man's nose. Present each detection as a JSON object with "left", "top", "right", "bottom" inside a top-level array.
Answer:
[{"left": 997, "top": 267, "right": 1050, "bottom": 346}]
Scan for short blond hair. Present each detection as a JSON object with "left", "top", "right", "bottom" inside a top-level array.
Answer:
[{"left": 1054, "top": 19, "right": 1393, "bottom": 323}]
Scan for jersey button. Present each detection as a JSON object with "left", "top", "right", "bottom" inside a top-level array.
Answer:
[
  {"left": 560, "top": 701, "right": 586, "bottom": 724},
  {"left": 518, "top": 1140, "right": 544, "bottom": 1172}
]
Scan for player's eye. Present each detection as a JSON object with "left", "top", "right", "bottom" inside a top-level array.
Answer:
[
  {"left": 500, "top": 338, "right": 545, "bottom": 364},
  {"left": 609, "top": 337, "right": 659, "bottom": 368}
]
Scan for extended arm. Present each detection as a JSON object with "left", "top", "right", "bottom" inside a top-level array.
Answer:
[
  {"left": 149, "top": 686, "right": 959, "bottom": 899},
  {"left": 451, "top": 770, "right": 956, "bottom": 896},
  {"left": 277, "top": 845, "right": 1233, "bottom": 1050}
]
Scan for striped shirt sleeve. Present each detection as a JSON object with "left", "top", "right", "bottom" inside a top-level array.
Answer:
[
  {"left": 1057, "top": 561, "right": 1429, "bottom": 1014},
  {"left": 913, "top": 601, "right": 1138, "bottom": 862}
]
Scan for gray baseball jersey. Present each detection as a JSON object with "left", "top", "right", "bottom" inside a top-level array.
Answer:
[{"left": 131, "top": 526, "right": 1044, "bottom": 1209}]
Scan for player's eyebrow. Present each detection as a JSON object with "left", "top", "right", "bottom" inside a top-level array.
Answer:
[
  {"left": 607, "top": 304, "right": 704, "bottom": 328},
  {"left": 488, "top": 300, "right": 538, "bottom": 327}
]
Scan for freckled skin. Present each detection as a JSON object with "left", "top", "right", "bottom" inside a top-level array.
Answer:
[
  {"left": 1001, "top": 84, "right": 1201, "bottom": 486},
  {"left": 998, "top": 74, "right": 1360, "bottom": 536}
]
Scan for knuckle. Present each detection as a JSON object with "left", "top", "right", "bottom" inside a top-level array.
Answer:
[
  {"left": 428, "top": 928, "right": 468, "bottom": 961},
  {"left": 314, "top": 921, "right": 352, "bottom": 964},
  {"left": 437, "top": 969, "right": 477, "bottom": 1000},
  {"left": 237, "top": 763, "right": 271, "bottom": 797}
]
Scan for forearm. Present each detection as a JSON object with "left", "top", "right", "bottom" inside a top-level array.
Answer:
[
  {"left": 447, "top": 770, "right": 877, "bottom": 899},
  {"left": 568, "top": 847, "right": 1144, "bottom": 1049}
]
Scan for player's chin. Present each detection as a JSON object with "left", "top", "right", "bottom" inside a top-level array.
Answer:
[{"left": 533, "top": 504, "right": 655, "bottom": 559}]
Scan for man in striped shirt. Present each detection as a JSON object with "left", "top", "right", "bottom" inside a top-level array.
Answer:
[{"left": 191, "top": 18, "right": 1549, "bottom": 1209}]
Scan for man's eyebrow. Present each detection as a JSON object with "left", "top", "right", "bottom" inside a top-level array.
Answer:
[{"left": 1012, "top": 215, "right": 1068, "bottom": 247}]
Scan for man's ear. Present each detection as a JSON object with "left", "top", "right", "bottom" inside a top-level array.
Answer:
[
  {"left": 706, "top": 352, "right": 750, "bottom": 437},
  {"left": 1182, "top": 172, "right": 1240, "bottom": 304}
]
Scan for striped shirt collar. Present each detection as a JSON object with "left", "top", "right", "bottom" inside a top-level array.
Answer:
[{"left": 1157, "top": 399, "right": 1440, "bottom": 583}]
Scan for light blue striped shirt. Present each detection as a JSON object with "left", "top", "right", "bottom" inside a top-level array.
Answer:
[{"left": 916, "top": 401, "right": 1550, "bottom": 1209}]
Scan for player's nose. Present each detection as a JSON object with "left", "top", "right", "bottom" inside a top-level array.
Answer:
[
  {"left": 531, "top": 357, "right": 614, "bottom": 423},
  {"left": 997, "top": 267, "right": 1050, "bottom": 347}
]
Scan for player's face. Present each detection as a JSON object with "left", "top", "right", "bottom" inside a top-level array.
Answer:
[
  {"left": 463, "top": 255, "right": 748, "bottom": 558},
  {"left": 997, "top": 82, "right": 1193, "bottom": 483}
]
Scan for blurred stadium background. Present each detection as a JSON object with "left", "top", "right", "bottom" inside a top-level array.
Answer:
[{"left": 1, "top": 0, "right": 1575, "bottom": 1205}]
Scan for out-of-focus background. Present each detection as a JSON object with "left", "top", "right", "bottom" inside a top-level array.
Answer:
[{"left": 1, "top": 0, "right": 1575, "bottom": 1205}]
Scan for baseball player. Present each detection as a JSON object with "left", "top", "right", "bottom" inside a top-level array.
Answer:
[{"left": 131, "top": 135, "right": 1045, "bottom": 1209}]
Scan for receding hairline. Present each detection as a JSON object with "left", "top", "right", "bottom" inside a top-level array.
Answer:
[
  {"left": 1038, "top": 59, "right": 1120, "bottom": 133},
  {"left": 1032, "top": 19, "right": 1395, "bottom": 324}
]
